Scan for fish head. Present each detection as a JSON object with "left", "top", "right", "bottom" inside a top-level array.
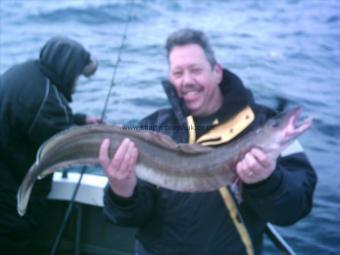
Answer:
[{"left": 258, "top": 107, "right": 313, "bottom": 152}]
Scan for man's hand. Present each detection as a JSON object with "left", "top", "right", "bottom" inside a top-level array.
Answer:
[
  {"left": 99, "top": 138, "right": 138, "bottom": 198},
  {"left": 86, "top": 116, "right": 103, "bottom": 124},
  {"left": 236, "top": 148, "right": 277, "bottom": 184}
]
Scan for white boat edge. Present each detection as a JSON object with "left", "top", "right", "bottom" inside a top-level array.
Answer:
[{"left": 48, "top": 172, "right": 107, "bottom": 207}]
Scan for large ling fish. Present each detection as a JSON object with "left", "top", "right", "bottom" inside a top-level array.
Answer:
[{"left": 17, "top": 107, "right": 312, "bottom": 216}]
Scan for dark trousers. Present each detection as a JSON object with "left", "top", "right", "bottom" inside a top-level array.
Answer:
[
  {"left": 135, "top": 240, "right": 154, "bottom": 255},
  {"left": 0, "top": 233, "right": 34, "bottom": 255},
  {"left": 0, "top": 189, "right": 46, "bottom": 255}
]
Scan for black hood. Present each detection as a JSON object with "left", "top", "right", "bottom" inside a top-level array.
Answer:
[{"left": 39, "top": 36, "right": 91, "bottom": 101}]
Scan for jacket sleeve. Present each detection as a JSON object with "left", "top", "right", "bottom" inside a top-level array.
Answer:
[
  {"left": 27, "top": 83, "right": 86, "bottom": 145},
  {"left": 103, "top": 180, "right": 157, "bottom": 227},
  {"left": 73, "top": 113, "right": 87, "bottom": 125},
  {"left": 241, "top": 141, "right": 317, "bottom": 226}
]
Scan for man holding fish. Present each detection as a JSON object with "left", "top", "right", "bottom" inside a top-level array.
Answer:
[
  {"left": 0, "top": 36, "right": 100, "bottom": 254},
  {"left": 100, "top": 28, "right": 317, "bottom": 255}
]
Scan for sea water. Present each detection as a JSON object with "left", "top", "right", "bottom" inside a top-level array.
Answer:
[{"left": 0, "top": 0, "right": 339, "bottom": 254}]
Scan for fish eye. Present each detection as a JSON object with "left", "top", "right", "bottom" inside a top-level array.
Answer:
[{"left": 271, "top": 119, "right": 280, "bottom": 128}]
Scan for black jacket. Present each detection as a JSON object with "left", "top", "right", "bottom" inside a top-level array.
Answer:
[
  {"left": 103, "top": 69, "right": 317, "bottom": 255},
  {"left": 0, "top": 37, "right": 92, "bottom": 234}
]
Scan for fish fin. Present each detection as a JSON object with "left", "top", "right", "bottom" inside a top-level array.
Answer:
[
  {"left": 137, "top": 131, "right": 179, "bottom": 150},
  {"left": 132, "top": 130, "right": 212, "bottom": 154},
  {"left": 177, "top": 143, "right": 213, "bottom": 154},
  {"left": 95, "top": 125, "right": 180, "bottom": 151}
]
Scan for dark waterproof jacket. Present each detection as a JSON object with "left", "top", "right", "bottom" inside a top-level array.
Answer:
[
  {"left": 103, "top": 69, "right": 317, "bottom": 255},
  {"left": 0, "top": 36, "right": 92, "bottom": 234}
]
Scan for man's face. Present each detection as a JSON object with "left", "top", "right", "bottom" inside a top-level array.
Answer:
[{"left": 168, "top": 44, "right": 222, "bottom": 116}]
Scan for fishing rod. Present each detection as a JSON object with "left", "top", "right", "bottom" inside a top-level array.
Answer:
[
  {"left": 49, "top": 1, "right": 135, "bottom": 254},
  {"left": 100, "top": 0, "right": 135, "bottom": 122},
  {"left": 265, "top": 223, "right": 297, "bottom": 255},
  {"left": 50, "top": 166, "right": 86, "bottom": 255}
]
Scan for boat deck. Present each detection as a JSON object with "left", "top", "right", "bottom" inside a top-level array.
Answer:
[{"left": 33, "top": 199, "right": 136, "bottom": 255}]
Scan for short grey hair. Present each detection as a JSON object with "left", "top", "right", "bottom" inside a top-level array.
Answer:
[{"left": 165, "top": 28, "right": 217, "bottom": 68}]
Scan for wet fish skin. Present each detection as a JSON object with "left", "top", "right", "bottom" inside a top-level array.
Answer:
[{"left": 17, "top": 107, "right": 312, "bottom": 216}]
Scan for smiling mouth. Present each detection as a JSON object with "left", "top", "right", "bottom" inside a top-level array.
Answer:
[
  {"left": 181, "top": 86, "right": 202, "bottom": 98},
  {"left": 181, "top": 91, "right": 202, "bottom": 103},
  {"left": 183, "top": 90, "right": 199, "bottom": 96}
]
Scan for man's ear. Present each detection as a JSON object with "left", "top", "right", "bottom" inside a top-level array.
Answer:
[{"left": 214, "top": 63, "right": 223, "bottom": 85}]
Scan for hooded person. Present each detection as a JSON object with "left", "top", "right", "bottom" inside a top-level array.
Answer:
[{"left": 0, "top": 36, "right": 100, "bottom": 254}]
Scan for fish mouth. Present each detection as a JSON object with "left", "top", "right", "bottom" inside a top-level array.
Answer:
[{"left": 284, "top": 107, "right": 313, "bottom": 141}]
